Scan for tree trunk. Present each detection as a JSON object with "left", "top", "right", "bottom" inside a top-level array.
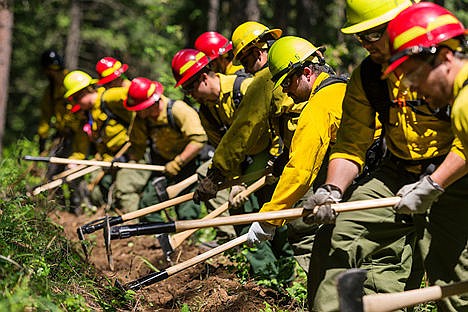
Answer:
[
  {"left": 65, "top": 0, "right": 81, "bottom": 70},
  {"left": 244, "top": 0, "right": 259, "bottom": 21},
  {"left": 273, "top": 0, "right": 290, "bottom": 33},
  {"left": 207, "top": 0, "right": 219, "bottom": 31},
  {"left": 0, "top": 0, "right": 13, "bottom": 157}
]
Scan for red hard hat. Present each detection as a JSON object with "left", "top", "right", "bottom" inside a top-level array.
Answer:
[
  {"left": 95, "top": 56, "right": 129, "bottom": 85},
  {"left": 385, "top": 2, "right": 466, "bottom": 76},
  {"left": 194, "top": 31, "right": 232, "bottom": 59},
  {"left": 171, "top": 49, "right": 210, "bottom": 87},
  {"left": 124, "top": 77, "right": 164, "bottom": 111}
]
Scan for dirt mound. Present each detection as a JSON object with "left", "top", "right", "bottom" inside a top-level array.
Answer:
[{"left": 50, "top": 208, "right": 304, "bottom": 311}]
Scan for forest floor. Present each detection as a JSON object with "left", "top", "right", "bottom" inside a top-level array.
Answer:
[{"left": 50, "top": 205, "right": 306, "bottom": 311}]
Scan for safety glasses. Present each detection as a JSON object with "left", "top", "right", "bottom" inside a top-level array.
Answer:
[
  {"left": 181, "top": 74, "right": 202, "bottom": 94},
  {"left": 354, "top": 25, "right": 387, "bottom": 44},
  {"left": 280, "top": 66, "right": 303, "bottom": 89}
]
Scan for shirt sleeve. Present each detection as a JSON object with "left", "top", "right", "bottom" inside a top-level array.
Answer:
[{"left": 260, "top": 81, "right": 345, "bottom": 226}]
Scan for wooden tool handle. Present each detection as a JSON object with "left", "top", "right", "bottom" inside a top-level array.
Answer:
[
  {"left": 46, "top": 157, "right": 166, "bottom": 171},
  {"left": 167, "top": 174, "right": 198, "bottom": 199},
  {"left": 171, "top": 176, "right": 267, "bottom": 248},
  {"left": 174, "top": 197, "right": 401, "bottom": 232},
  {"left": 52, "top": 164, "right": 88, "bottom": 180},
  {"left": 122, "top": 193, "right": 194, "bottom": 221},
  {"left": 363, "top": 280, "right": 468, "bottom": 312},
  {"left": 31, "top": 165, "right": 101, "bottom": 195},
  {"left": 166, "top": 234, "right": 247, "bottom": 276}
]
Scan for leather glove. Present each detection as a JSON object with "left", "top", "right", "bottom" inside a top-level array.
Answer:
[
  {"left": 246, "top": 221, "right": 276, "bottom": 247},
  {"left": 228, "top": 184, "right": 248, "bottom": 209},
  {"left": 394, "top": 175, "right": 444, "bottom": 214},
  {"left": 193, "top": 167, "right": 224, "bottom": 204},
  {"left": 165, "top": 155, "right": 184, "bottom": 177},
  {"left": 303, "top": 184, "right": 342, "bottom": 224}
]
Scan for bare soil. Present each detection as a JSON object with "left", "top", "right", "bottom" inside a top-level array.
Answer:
[{"left": 50, "top": 207, "right": 305, "bottom": 311}]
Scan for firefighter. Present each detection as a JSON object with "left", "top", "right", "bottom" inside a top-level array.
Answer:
[
  {"left": 95, "top": 56, "right": 131, "bottom": 89},
  {"left": 124, "top": 77, "right": 208, "bottom": 222},
  {"left": 383, "top": 3, "right": 468, "bottom": 311},
  {"left": 245, "top": 36, "right": 346, "bottom": 273},
  {"left": 171, "top": 48, "right": 254, "bottom": 236},
  {"left": 38, "top": 50, "right": 89, "bottom": 213},
  {"left": 193, "top": 21, "right": 299, "bottom": 282},
  {"left": 63, "top": 70, "right": 139, "bottom": 207},
  {"left": 194, "top": 31, "right": 244, "bottom": 75},
  {"left": 304, "top": 1, "right": 468, "bottom": 311}
]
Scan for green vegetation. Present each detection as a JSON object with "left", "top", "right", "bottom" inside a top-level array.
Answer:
[{"left": 0, "top": 140, "right": 135, "bottom": 311}]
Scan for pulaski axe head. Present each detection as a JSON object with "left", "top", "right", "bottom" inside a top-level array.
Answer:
[
  {"left": 103, "top": 215, "right": 114, "bottom": 271},
  {"left": 77, "top": 226, "right": 89, "bottom": 260},
  {"left": 157, "top": 233, "right": 173, "bottom": 262},
  {"left": 337, "top": 268, "right": 368, "bottom": 312}
]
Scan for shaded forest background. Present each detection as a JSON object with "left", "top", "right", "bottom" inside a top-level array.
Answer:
[{"left": 1, "top": 0, "right": 467, "bottom": 152}]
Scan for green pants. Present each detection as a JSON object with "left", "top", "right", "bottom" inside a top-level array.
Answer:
[
  {"left": 197, "top": 160, "right": 235, "bottom": 237},
  {"left": 113, "top": 165, "right": 152, "bottom": 213},
  {"left": 139, "top": 158, "right": 201, "bottom": 222},
  {"left": 89, "top": 163, "right": 152, "bottom": 214},
  {"left": 308, "top": 157, "right": 468, "bottom": 312}
]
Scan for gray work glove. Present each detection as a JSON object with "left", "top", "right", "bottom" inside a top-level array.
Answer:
[
  {"left": 394, "top": 175, "right": 444, "bottom": 214},
  {"left": 228, "top": 184, "right": 248, "bottom": 209},
  {"left": 303, "top": 184, "right": 342, "bottom": 224},
  {"left": 246, "top": 221, "right": 276, "bottom": 247}
]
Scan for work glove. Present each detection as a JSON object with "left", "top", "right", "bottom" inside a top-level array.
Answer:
[
  {"left": 228, "top": 184, "right": 248, "bottom": 209},
  {"left": 246, "top": 221, "right": 276, "bottom": 247},
  {"left": 394, "top": 175, "right": 444, "bottom": 214},
  {"left": 165, "top": 155, "right": 184, "bottom": 177},
  {"left": 193, "top": 167, "right": 224, "bottom": 204},
  {"left": 303, "top": 184, "right": 342, "bottom": 224}
]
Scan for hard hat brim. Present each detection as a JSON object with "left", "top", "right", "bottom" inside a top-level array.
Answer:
[
  {"left": 63, "top": 78, "right": 98, "bottom": 98},
  {"left": 232, "top": 28, "right": 283, "bottom": 66},
  {"left": 97, "top": 64, "right": 129, "bottom": 86},
  {"left": 383, "top": 55, "right": 408, "bottom": 77},
  {"left": 341, "top": 3, "right": 410, "bottom": 34},
  {"left": 273, "top": 72, "right": 288, "bottom": 90}
]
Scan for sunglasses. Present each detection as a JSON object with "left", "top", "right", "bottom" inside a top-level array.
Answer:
[
  {"left": 280, "top": 67, "right": 303, "bottom": 89},
  {"left": 354, "top": 25, "right": 387, "bottom": 44},
  {"left": 182, "top": 74, "right": 202, "bottom": 94}
]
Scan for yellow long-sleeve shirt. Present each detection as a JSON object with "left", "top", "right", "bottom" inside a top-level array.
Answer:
[
  {"left": 212, "top": 67, "right": 296, "bottom": 178},
  {"left": 70, "top": 87, "right": 134, "bottom": 161},
  {"left": 331, "top": 57, "right": 465, "bottom": 173},
  {"left": 451, "top": 62, "right": 468, "bottom": 158},
  {"left": 199, "top": 73, "right": 253, "bottom": 147},
  {"left": 260, "top": 72, "right": 346, "bottom": 225}
]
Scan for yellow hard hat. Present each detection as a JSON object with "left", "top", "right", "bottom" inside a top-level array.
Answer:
[
  {"left": 63, "top": 70, "right": 98, "bottom": 98},
  {"left": 231, "top": 21, "right": 282, "bottom": 65},
  {"left": 268, "top": 36, "right": 324, "bottom": 89},
  {"left": 341, "top": 0, "right": 415, "bottom": 34}
]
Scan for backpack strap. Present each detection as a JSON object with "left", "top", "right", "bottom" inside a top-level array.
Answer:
[
  {"left": 166, "top": 99, "right": 181, "bottom": 132},
  {"left": 312, "top": 75, "right": 348, "bottom": 95},
  {"left": 232, "top": 71, "right": 251, "bottom": 108},
  {"left": 360, "top": 57, "right": 391, "bottom": 125},
  {"left": 100, "top": 91, "right": 130, "bottom": 128}
]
